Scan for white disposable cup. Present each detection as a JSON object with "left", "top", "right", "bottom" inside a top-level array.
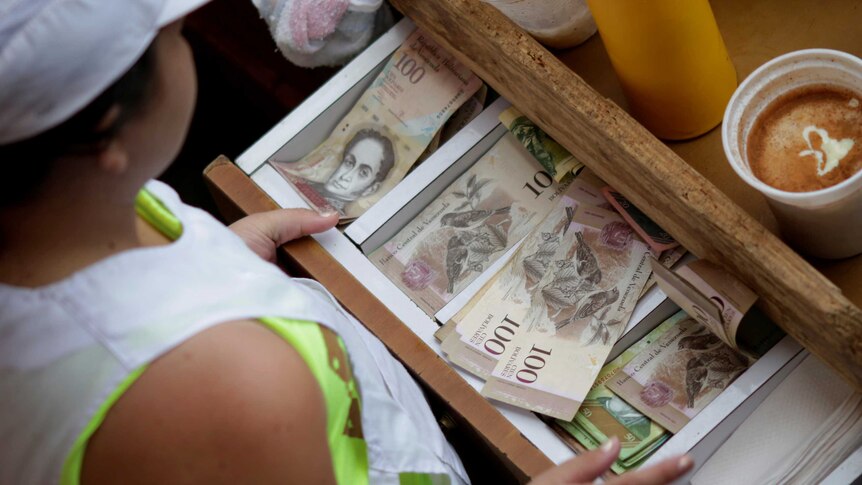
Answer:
[
  {"left": 483, "top": 0, "right": 597, "bottom": 49},
  {"left": 723, "top": 49, "right": 862, "bottom": 259}
]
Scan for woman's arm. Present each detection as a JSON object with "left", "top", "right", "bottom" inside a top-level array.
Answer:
[{"left": 81, "top": 320, "right": 338, "bottom": 484}]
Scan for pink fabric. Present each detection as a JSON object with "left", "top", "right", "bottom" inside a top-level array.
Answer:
[{"left": 289, "top": 0, "right": 350, "bottom": 49}]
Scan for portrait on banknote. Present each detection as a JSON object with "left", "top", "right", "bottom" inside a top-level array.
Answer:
[
  {"left": 268, "top": 29, "right": 482, "bottom": 221},
  {"left": 273, "top": 127, "right": 397, "bottom": 215}
]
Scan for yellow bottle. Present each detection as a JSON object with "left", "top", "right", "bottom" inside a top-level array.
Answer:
[{"left": 586, "top": 0, "right": 737, "bottom": 140}]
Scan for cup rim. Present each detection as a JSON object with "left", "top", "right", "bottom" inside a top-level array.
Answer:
[{"left": 722, "top": 48, "right": 862, "bottom": 202}]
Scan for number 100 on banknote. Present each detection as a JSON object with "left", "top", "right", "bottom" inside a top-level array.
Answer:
[{"left": 270, "top": 30, "right": 482, "bottom": 221}]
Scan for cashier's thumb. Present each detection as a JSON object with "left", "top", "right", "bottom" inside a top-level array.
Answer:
[{"left": 229, "top": 208, "right": 339, "bottom": 262}]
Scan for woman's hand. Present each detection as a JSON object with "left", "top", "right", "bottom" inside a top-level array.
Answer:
[
  {"left": 229, "top": 209, "right": 339, "bottom": 262},
  {"left": 529, "top": 437, "right": 693, "bottom": 485}
]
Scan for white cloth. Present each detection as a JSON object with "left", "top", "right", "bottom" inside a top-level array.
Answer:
[
  {"left": 0, "top": 0, "right": 209, "bottom": 144},
  {"left": 0, "top": 180, "right": 468, "bottom": 484},
  {"left": 251, "top": 0, "right": 393, "bottom": 67},
  {"left": 692, "top": 354, "right": 862, "bottom": 485}
]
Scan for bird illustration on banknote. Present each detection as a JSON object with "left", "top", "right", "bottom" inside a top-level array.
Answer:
[
  {"left": 575, "top": 231, "right": 602, "bottom": 286},
  {"left": 581, "top": 306, "right": 624, "bottom": 344},
  {"left": 441, "top": 206, "right": 511, "bottom": 229},
  {"left": 445, "top": 231, "right": 477, "bottom": 293},
  {"left": 563, "top": 206, "right": 575, "bottom": 236},
  {"left": 522, "top": 232, "right": 561, "bottom": 289},
  {"left": 678, "top": 331, "right": 723, "bottom": 352},
  {"left": 465, "top": 222, "right": 507, "bottom": 268},
  {"left": 541, "top": 261, "right": 591, "bottom": 319},
  {"left": 444, "top": 221, "right": 509, "bottom": 293},
  {"left": 683, "top": 349, "right": 748, "bottom": 408},
  {"left": 575, "top": 287, "right": 620, "bottom": 320},
  {"left": 544, "top": 280, "right": 619, "bottom": 332},
  {"left": 685, "top": 355, "right": 711, "bottom": 408}
]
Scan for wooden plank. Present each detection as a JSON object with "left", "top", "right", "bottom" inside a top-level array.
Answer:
[
  {"left": 203, "top": 156, "right": 553, "bottom": 481},
  {"left": 555, "top": 0, "right": 862, "bottom": 300},
  {"left": 556, "top": 0, "right": 862, "bottom": 238},
  {"left": 388, "top": 0, "right": 862, "bottom": 389}
]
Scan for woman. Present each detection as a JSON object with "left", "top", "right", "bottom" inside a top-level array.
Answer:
[{"left": 0, "top": 1, "right": 692, "bottom": 483}]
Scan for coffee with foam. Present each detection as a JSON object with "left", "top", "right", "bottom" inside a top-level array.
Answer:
[{"left": 747, "top": 85, "right": 862, "bottom": 192}]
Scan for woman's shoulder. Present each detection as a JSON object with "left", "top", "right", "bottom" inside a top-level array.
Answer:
[{"left": 81, "top": 319, "right": 338, "bottom": 484}]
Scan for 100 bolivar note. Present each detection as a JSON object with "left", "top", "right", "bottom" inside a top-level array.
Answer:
[
  {"left": 370, "top": 133, "right": 570, "bottom": 315},
  {"left": 269, "top": 29, "right": 482, "bottom": 221},
  {"left": 481, "top": 203, "right": 652, "bottom": 420},
  {"left": 442, "top": 172, "right": 609, "bottom": 378},
  {"left": 443, "top": 191, "right": 583, "bottom": 378}
]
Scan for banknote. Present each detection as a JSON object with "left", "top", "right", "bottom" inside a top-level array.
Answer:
[
  {"left": 440, "top": 326, "right": 460, "bottom": 355},
  {"left": 370, "top": 133, "right": 571, "bottom": 315},
  {"left": 269, "top": 29, "right": 482, "bottom": 221},
  {"left": 651, "top": 259, "right": 784, "bottom": 359},
  {"left": 562, "top": 421, "right": 669, "bottom": 473},
  {"left": 601, "top": 187, "right": 679, "bottom": 254},
  {"left": 618, "top": 434, "right": 670, "bottom": 469},
  {"left": 499, "top": 107, "right": 583, "bottom": 182},
  {"left": 480, "top": 203, "right": 652, "bottom": 420},
  {"left": 434, "top": 320, "right": 458, "bottom": 343},
  {"left": 441, "top": 196, "right": 577, "bottom": 379},
  {"left": 438, "top": 216, "right": 512, "bottom": 377},
  {"left": 638, "top": 245, "right": 687, "bottom": 299},
  {"left": 439, "top": 84, "right": 488, "bottom": 145},
  {"left": 443, "top": 171, "right": 610, "bottom": 379},
  {"left": 564, "top": 168, "right": 608, "bottom": 207},
  {"left": 414, "top": 86, "right": 487, "bottom": 166},
  {"left": 556, "top": 313, "right": 679, "bottom": 473},
  {"left": 607, "top": 313, "right": 751, "bottom": 433},
  {"left": 414, "top": 85, "right": 487, "bottom": 165}
]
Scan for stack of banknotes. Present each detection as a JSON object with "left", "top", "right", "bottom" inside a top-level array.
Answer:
[
  {"left": 555, "top": 315, "right": 679, "bottom": 473},
  {"left": 438, "top": 167, "right": 657, "bottom": 421},
  {"left": 268, "top": 27, "right": 755, "bottom": 470},
  {"left": 556, "top": 309, "right": 751, "bottom": 472},
  {"left": 366, "top": 103, "right": 712, "bottom": 472}
]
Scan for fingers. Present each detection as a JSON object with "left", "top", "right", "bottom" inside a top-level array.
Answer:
[
  {"left": 607, "top": 455, "right": 693, "bottom": 485},
  {"left": 262, "top": 208, "right": 339, "bottom": 245},
  {"left": 228, "top": 209, "right": 338, "bottom": 262},
  {"left": 529, "top": 439, "right": 693, "bottom": 485},
  {"left": 529, "top": 437, "right": 620, "bottom": 484}
]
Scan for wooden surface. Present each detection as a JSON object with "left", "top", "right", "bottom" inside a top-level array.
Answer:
[
  {"left": 203, "top": 156, "right": 553, "bottom": 482},
  {"left": 389, "top": 0, "right": 862, "bottom": 389}
]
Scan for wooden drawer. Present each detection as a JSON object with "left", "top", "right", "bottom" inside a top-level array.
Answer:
[{"left": 203, "top": 3, "right": 862, "bottom": 483}]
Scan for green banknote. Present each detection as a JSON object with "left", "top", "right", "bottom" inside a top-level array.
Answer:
[
  {"left": 621, "top": 434, "right": 670, "bottom": 468},
  {"left": 556, "top": 420, "right": 669, "bottom": 473},
  {"left": 556, "top": 312, "right": 684, "bottom": 472},
  {"left": 499, "top": 107, "right": 583, "bottom": 181}
]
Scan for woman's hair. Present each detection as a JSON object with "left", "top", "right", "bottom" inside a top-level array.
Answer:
[{"left": 0, "top": 46, "right": 157, "bottom": 205}]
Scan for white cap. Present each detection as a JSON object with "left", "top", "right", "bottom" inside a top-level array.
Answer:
[{"left": 0, "top": 0, "right": 210, "bottom": 145}]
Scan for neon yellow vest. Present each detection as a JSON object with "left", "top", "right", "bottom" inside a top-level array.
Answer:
[{"left": 61, "top": 189, "right": 369, "bottom": 485}]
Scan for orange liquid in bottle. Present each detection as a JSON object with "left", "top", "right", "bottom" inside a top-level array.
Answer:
[{"left": 586, "top": 0, "right": 738, "bottom": 140}]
